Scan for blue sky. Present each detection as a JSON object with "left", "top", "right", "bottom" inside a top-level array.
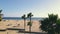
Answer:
[{"left": 0, "top": 0, "right": 60, "bottom": 17}]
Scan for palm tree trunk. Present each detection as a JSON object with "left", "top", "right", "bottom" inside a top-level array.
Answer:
[
  {"left": 24, "top": 19, "right": 26, "bottom": 34},
  {"left": 24, "top": 19, "right": 26, "bottom": 30},
  {"left": 29, "top": 17, "right": 31, "bottom": 34},
  {"left": 0, "top": 16, "right": 2, "bottom": 21},
  {"left": 29, "top": 26, "right": 31, "bottom": 34}
]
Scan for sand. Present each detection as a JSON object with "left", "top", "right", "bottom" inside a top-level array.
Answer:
[{"left": 0, "top": 20, "right": 42, "bottom": 34}]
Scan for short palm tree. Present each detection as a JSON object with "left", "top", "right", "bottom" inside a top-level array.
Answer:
[
  {"left": 27, "top": 13, "right": 33, "bottom": 33},
  {"left": 40, "top": 14, "right": 58, "bottom": 34},
  {"left": 56, "top": 19, "right": 60, "bottom": 34},
  {"left": 0, "top": 10, "right": 3, "bottom": 21},
  {"left": 21, "top": 14, "right": 26, "bottom": 31}
]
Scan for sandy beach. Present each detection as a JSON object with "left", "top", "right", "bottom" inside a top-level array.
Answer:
[{"left": 0, "top": 20, "right": 42, "bottom": 34}]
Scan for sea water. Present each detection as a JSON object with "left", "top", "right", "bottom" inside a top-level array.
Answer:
[{"left": 3, "top": 17, "right": 44, "bottom": 20}]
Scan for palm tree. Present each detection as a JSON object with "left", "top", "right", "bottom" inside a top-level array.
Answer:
[
  {"left": 40, "top": 14, "right": 58, "bottom": 34},
  {"left": 40, "top": 18, "right": 49, "bottom": 32},
  {"left": 27, "top": 13, "right": 33, "bottom": 33},
  {"left": 21, "top": 14, "right": 26, "bottom": 31},
  {"left": 48, "top": 14, "right": 58, "bottom": 34},
  {"left": 0, "top": 10, "right": 3, "bottom": 21},
  {"left": 56, "top": 19, "right": 60, "bottom": 34}
]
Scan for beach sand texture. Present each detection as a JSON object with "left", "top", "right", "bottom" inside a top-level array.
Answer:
[{"left": 0, "top": 20, "right": 42, "bottom": 34}]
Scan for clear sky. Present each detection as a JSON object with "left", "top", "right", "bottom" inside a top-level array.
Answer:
[{"left": 0, "top": 0, "right": 60, "bottom": 17}]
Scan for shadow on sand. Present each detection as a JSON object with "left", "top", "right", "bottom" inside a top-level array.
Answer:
[
  {"left": 18, "top": 30, "right": 47, "bottom": 34},
  {"left": 0, "top": 28, "right": 47, "bottom": 34}
]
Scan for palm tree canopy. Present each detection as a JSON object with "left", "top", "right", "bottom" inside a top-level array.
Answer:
[
  {"left": 0, "top": 10, "right": 3, "bottom": 16},
  {"left": 27, "top": 13, "right": 33, "bottom": 18},
  {"left": 48, "top": 14, "right": 58, "bottom": 23},
  {"left": 21, "top": 14, "right": 26, "bottom": 19},
  {"left": 40, "top": 18, "right": 49, "bottom": 31},
  {"left": 57, "top": 19, "right": 60, "bottom": 24},
  {"left": 27, "top": 22, "right": 32, "bottom": 26},
  {"left": 0, "top": 10, "right": 2, "bottom": 13},
  {"left": 0, "top": 10, "right": 3, "bottom": 21},
  {"left": 55, "top": 19, "right": 60, "bottom": 33},
  {"left": 0, "top": 9, "right": 3, "bottom": 16}
]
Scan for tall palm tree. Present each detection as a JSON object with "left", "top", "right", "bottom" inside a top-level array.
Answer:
[
  {"left": 27, "top": 13, "right": 33, "bottom": 33},
  {"left": 0, "top": 10, "right": 3, "bottom": 21},
  {"left": 21, "top": 14, "right": 26, "bottom": 31}
]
